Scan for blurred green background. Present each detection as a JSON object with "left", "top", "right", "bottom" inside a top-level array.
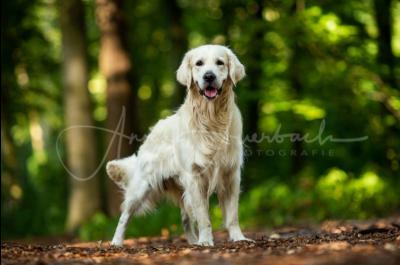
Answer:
[{"left": 1, "top": 0, "right": 399, "bottom": 241}]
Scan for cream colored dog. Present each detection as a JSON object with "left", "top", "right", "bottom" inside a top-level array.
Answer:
[{"left": 106, "top": 44, "right": 251, "bottom": 246}]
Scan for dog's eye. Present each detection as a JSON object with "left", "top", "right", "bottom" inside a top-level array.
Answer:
[
  {"left": 216, "top": 60, "right": 224, "bottom": 66},
  {"left": 195, "top": 60, "right": 204, "bottom": 66}
]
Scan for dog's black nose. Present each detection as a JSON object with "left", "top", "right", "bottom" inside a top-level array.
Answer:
[{"left": 203, "top": 71, "right": 216, "bottom": 82}]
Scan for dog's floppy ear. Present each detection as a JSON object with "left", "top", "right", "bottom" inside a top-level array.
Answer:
[
  {"left": 227, "top": 48, "right": 245, "bottom": 86},
  {"left": 176, "top": 51, "right": 192, "bottom": 88}
]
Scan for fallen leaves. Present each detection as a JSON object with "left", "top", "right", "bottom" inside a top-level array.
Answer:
[{"left": 2, "top": 218, "right": 400, "bottom": 265}]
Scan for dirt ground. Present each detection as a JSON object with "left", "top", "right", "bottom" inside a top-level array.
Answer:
[{"left": 2, "top": 218, "right": 400, "bottom": 265}]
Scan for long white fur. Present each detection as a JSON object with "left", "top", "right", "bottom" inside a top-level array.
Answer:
[{"left": 106, "top": 45, "right": 252, "bottom": 246}]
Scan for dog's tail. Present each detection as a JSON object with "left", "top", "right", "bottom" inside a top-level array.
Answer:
[{"left": 106, "top": 154, "right": 137, "bottom": 190}]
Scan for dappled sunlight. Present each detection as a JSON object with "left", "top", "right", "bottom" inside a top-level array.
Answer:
[
  {"left": 317, "top": 168, "right": 348, "bottom": 201},
  {"left": 263, "top": 8, "right": 280, "bottom": 22},
  {"left": 292, "top": 102, "right": 326, "bottom": 120},
  {"left": 238, "top": 167, "right": 398, "bottom": 228},
  {"left": 260, "top": 115, "right": 279, "bottom": 133},
  {"left": 2, "top": 0, "right": 399, "bottom": 241},
  {"left": 189, "top": 32, "right": 207, "bottom": 48},
  {"left": 159, "top": 109, "right": 173, "bottom": 118},
  {"left": 262, "top": 100, "right": 326, "bottom": 120},
  {"left": 392, "top": 1, "right": 400, "bottom": 56},
  {"left": 160, "top": 80, "right": 175, "bottom": 98},
  {"left": 10, "top": 184, "right": 23, "bottom": 200},
  {"left": 304, "top": 7, "right": 358, "bottom": 43},
  {"left": 138, "top": 84, "right": 152, "bottom": 101},
  {"left": 88, "top": 73, "right": 107, "bottom": 121},
  {"left": 316, "top": 168, "right": 395, "bottom": 219}
]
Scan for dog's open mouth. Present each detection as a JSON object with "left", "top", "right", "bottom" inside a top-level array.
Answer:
[{"left": 202, "top": 86, "right": 219, "bottom": 100}]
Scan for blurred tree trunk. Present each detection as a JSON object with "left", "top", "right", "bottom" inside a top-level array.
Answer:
[
  {"left": 59, "top": 0, "right": 101, "bottom": 231},
  {"left": 289, "top": 0, "right": 305, "bottom": 175},
  {"left": 221, "top": 1, "right": 234, "bottom": 44},
  {"left": 373, "top": 0, "right": 397, "bottom": 89},
  {"left": 96, "top": 0, "right": 138, "bottom": 216},
  {"left": 1, "top": 114, "right": 17, "bottom": 184},
  {"left": 245, "top": 1, "right": 263, "bottom": 148},
  {"left": 373, "top": 0, "right": 399, "bottom": 172},
  {"left": 165, "top": 0, "right": 188, "bottom": 105}
]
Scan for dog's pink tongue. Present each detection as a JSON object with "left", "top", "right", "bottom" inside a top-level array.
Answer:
[{"left": 205, "top": 88, "right": 217, "bottom": 98}]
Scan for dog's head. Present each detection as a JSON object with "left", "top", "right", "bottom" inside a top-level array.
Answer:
[{"left": 177, "top": 45, "right": 245, "bottom": 100}]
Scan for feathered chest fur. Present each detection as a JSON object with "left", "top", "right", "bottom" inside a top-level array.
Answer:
[{"left": 185, "top": 83, "right": 235, "bottom": 158}]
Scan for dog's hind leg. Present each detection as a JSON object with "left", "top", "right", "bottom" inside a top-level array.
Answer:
[
  {"left": 111, "top": 173, "right": 150, "bottom": 247},
  {"left": 180, "top": 205, "right": 198, "bottom": 244}
]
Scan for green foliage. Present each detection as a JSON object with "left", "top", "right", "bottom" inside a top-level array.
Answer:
[
  {"left": 79, "top": 203, "right": 182, "bottom": 241},
  {"left": 239, "top": 168, "right": 399, "bottom": 227},
  {"left": 1, "top": 0, "right": 399, "bottom": 240}
]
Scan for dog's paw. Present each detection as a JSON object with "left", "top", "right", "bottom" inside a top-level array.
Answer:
[
  {"left": 186, "top": 235, "right": 198, "bottom": 245},
  {"left": 229, "top": 235, "right": 255, "bottom": 243},
  {"left": 110, "top": 238, "right": 124, "bottom": 247},
  {"left": 234, "top": 237, "right": 255, "bottom": 243},
  {"left": 195, "top": 240, "right": 214, "bottom": 247}
]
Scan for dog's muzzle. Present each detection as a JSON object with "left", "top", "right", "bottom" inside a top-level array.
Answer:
[
  {"left": 200, "top": 86, "right": 222, "bottom": 100},
  {"left": 199, "top": 71, "right": 221, "bottom": 100}
]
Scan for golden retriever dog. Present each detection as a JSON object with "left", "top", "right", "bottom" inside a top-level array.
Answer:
[{"left": 106, "top": 44, "right": 252, "bottom": 246}]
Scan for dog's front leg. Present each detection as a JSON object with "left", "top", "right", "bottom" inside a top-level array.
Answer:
[
  {"left": 184, "top": 175, "right": 213, "bottom": 246},
  {"left": 218, "top": 168, "right": 253, "bottom": 242}
]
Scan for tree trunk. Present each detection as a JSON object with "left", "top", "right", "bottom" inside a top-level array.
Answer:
[
  {"left": 96, "top": 0, "right": 139, "bottom": 216},
  {"left": 221, "top": 1, "right": 234, "bottom": 44},
  {"left": 59, "top": 0, "right": 101, "bottom": 231},
  {"left": 289, "top": 0, "right": 305, "bottom": 175},
  {"left": 373, "top": 0, "right": 397, "bottom": 89},
  {"left": 245, "top": 2, "right": 263, "bottom": 147}
]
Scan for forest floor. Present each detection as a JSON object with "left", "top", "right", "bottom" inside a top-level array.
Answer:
[{"left": 2, "top": 218, "right": 400, "bottom": 265}]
